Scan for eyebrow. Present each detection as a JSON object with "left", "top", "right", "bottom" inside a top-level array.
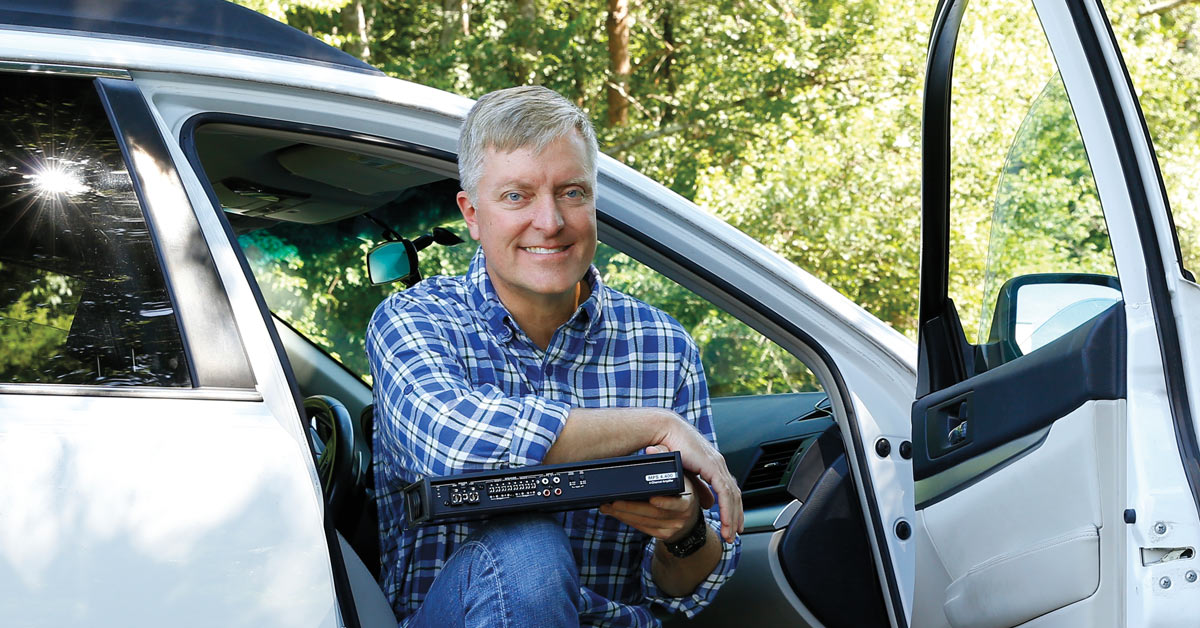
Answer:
[{"left": 557, "top": 177, "right": 592, "bottom": 191}]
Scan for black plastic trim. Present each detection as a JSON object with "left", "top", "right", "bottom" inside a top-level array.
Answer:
[
  {"left": 95, "top": 78, "right": 255, "bottom": 389},
  {"left": 181, "top": 113, "right": 457, "bottom": 166},
  {"left": 913, "top": 302, "right": 1125, "bottom": 480},
  {"left": 1069, "top": 0, "right": 1200, "bottom": 518},
  {"left": 599, "top": 211, "right": 908, "bottom": 628},
  {"left": 917, "top": 0, "right": 968, "bottom": 398},
  {"left": 177, "top": 113, "right": 364, "bottom": 628}
]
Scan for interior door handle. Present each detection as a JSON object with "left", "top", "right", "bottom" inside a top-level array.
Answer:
[{"left": 925, "top": 392, "right": 974, "bottom": 458}]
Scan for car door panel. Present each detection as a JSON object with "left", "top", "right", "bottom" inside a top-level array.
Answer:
[
  {"left": 921, "top": 401, "right": 1113, "bottom": 628},
  {"left": 913, "top": 302, "right": 1125, "bottom": 497}
]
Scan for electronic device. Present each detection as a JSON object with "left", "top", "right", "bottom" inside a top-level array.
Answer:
[{"left": 403, "top": 451, "right": 685, "bottom": 526}]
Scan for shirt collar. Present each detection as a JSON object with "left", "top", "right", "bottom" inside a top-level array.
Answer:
[{"left": 466, "top": 247, "right": 607, "bottom": 343}]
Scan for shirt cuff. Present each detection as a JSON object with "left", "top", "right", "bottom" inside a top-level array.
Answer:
[
  {"left": 640, "top": 513, "right": 741, "bottom": 618},
  {"left": 503, "top": 395, "right": 571, "bottom": 467}
]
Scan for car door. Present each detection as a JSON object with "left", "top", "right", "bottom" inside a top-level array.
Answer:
[
  {"left": 913, "top": 0, "right": 1200, "bottom": 626},
  {"left": 0, "top": 66, "right": 348, "bottom": 626}
]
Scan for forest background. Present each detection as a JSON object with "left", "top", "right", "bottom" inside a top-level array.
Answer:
[{"left": 230, "top": 0, "right": 1200, "bottom": 393}]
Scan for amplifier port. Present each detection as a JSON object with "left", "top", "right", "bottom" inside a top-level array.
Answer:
[
  {"left": 542, "top": 488, "right": 551, "bottom": 497},
  {"left": 552, "top": 476, "right": 561, "bottom": 484},
  {"left": 553, "top": 488, "right": 562, "bottom": 496}
]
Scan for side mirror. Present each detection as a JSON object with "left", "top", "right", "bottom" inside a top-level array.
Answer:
[
  {"left": 987, "top": 273, "right": 1120, "bottom": 361},
  {"left": 367, "top": 239, "right": 420, "bottom": 287}
]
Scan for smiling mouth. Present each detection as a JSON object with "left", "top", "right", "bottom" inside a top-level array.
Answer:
[{"left": 522, "top": 245, "right": 569, "bottom": 255}]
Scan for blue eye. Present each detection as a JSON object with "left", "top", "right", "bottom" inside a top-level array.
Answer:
[
  {"left": 505, "top": 192, "right": 522, "bottom": 202},
  {"left": 565, "top": 189, "right": 582, "bottom": 199}
]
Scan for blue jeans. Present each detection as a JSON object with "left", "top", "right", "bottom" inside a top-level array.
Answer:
[{"left": 406, "top": 515, "right": 582, "bottom": 628}]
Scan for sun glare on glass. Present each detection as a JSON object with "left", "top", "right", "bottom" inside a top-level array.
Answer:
[{"left": 29, "top": 161, "right": 88, "bottom": 197}]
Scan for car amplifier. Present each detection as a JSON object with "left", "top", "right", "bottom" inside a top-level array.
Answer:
[{"left": 403, "top": 451, "right": 684, "bottom": 526}]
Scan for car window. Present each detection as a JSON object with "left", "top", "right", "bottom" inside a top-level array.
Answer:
[
  {"left": 0, "top": 73, "right": 191, "bottom": 386},
  {"left": 190, "top": 124, "right": 471, "bottom": 384},
  {"left": 593, "top": 242, "right": 818, "bottom": 397},
  {"left": 948, "top": 0, "right": 1120, "bottom": 370}
]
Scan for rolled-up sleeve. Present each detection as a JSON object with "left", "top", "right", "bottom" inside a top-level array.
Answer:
[
  {"left": 639, "top": 337, "right": 741, "bottom": 615},
  {"left": 367, "top": 296, "right": 570, "bottom": 477}
]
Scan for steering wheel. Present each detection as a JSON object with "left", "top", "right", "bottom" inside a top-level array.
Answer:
[{"left": 304, "top": 395, "right": 355, "bottom": 516}]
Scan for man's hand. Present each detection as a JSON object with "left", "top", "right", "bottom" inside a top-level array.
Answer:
[
  {"left": 650, "top": 415, "right": 743, "bottom": 543},
  {"left": 544, "top": 407, "right": 743, "bottom": 543},
  {"left": 599, "top": 467, "right": 711, "bottom": 543}
]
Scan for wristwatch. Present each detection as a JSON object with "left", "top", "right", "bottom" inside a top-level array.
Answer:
[{"left": 665, "top": 514, "right": 709, "bottom": 558}]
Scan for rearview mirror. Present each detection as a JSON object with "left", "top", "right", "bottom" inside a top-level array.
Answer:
[
  {"left": 367, "top": 239, "right": 419, "bottom": 287},
  {"left": 986, "top": 273, "right": 1120, "bottom": 361}
]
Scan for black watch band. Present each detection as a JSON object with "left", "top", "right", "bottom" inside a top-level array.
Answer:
[{"left": 664, "top": 514, "right": 709, "bottom": 558}]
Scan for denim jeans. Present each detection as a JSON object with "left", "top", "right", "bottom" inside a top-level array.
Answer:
[{"left": 406, "top": 515, "right": 582, "bottom": 628}]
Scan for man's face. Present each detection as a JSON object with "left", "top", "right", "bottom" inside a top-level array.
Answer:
[{"left": 457, "top": 131, "right": 597, "bottom": 308}]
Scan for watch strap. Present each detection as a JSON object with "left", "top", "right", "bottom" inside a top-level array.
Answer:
[{"left": 664, "top": 513, "right": 709, "bottom": 558}]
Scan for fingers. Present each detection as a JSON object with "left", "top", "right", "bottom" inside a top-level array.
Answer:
[
  {"left": 599, "top": 501, "right": 695, "bottom": 542},
  {"left": 604, "top": 495, "right": 688, "bottom": 519},
  {"left": 655, "top": 416, "right": 745, "bottom": 543},
  {"left": 686, "top": 471, "right": 715, "bottom": 510}
]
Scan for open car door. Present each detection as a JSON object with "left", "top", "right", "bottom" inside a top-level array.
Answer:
[{"left": 912, "top": 0, "right": 1200, "bottom": 626}]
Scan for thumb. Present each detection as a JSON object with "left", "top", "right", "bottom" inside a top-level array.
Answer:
[{"left": 644, "top": 444, "right": 669, "bottom": 455}]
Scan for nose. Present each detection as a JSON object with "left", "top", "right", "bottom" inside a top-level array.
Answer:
[{"left": 530, "top": 194, "right": 565, "bottom": 233}]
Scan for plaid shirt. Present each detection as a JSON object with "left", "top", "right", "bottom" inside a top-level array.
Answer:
[{"left": 367, "top": 249, "right": 739, "bottom": 627}]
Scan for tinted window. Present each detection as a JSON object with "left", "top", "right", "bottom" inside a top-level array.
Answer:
[{"left": 0, "top": 73, "right": 190, "bottom": 386}]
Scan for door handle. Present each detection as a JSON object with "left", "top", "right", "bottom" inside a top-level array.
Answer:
[{"left": 925, "top": 392, "right": 973, "bottom": 458}]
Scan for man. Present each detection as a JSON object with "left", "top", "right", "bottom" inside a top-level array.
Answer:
[{"left": 367, "top": 85, "right": 742, "bottom": 627}]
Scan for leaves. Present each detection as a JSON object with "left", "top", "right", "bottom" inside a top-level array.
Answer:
[{"left": 234, "top": 0, "right": 1200, "bottom": 372}]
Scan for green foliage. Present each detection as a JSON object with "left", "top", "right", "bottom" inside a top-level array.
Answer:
[{"left": 233, "top": 0, "right": 1200, "bottom": 387}]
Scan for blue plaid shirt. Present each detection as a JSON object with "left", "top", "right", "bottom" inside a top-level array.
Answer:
[{"left": 367, "top": 249, "right": 739, "bottom": 627}]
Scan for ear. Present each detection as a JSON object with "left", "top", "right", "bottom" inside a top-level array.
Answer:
[{"left": 456, "top": 191, "right": 481, "bottom": 241}]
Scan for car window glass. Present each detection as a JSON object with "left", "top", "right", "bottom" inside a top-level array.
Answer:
[
  {"left": 948, "top": 0, "right": 1120, "bottom": 370},
  {"left": 192, "top": 124, "right": 471, "bottom": 384},
  {"left": 594, "top": 242, "right": 818, "bottom": 396},
  {"left": 0, "top": 73, "right": 191, "bottom": 386}
]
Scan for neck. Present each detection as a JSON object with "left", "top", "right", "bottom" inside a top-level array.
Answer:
[{"left": 498, "top": 280, "right": 591, "bottom": 350}]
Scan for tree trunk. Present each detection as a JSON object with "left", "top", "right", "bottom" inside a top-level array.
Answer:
[
  {"left": 340, "top": 0, "right": 371, "bottom": 62},
  {"left": 661, "top": 4, "right": 675, "bottom": 123},
  {"left": 440, "top": 0, "right": 470, "bottom": 50},
  {"left": 606, "top": 0, "right": 632, "bottom": 126}
]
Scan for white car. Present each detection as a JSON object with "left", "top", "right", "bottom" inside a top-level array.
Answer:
[{"left": 0, "top": 0, "right": 1196, "bottom": 627}]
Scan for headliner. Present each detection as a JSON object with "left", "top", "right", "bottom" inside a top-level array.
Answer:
[{"left": 0, "top": 0, "right": 382, "bottom": 75}]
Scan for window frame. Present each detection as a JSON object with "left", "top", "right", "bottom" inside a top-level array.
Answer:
[{"left": 0, "top": 67, "right": 251, "bottom": 392}]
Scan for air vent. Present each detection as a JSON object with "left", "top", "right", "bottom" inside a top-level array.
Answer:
[{"left": 743, "top": 439, "right": 804, "bottom": 491}]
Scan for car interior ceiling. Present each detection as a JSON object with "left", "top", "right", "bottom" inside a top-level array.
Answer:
[{"left": 193, "top": 123, "right": 890, "bottom": 627}]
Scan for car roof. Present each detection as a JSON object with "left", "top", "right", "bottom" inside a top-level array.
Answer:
[{"left": 0, "top": 0, "right": 381, "bottom": 75}]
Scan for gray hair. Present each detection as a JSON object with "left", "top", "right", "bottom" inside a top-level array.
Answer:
[{"left": 458, "top": 85, "right": 599, "bottom": 201}]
